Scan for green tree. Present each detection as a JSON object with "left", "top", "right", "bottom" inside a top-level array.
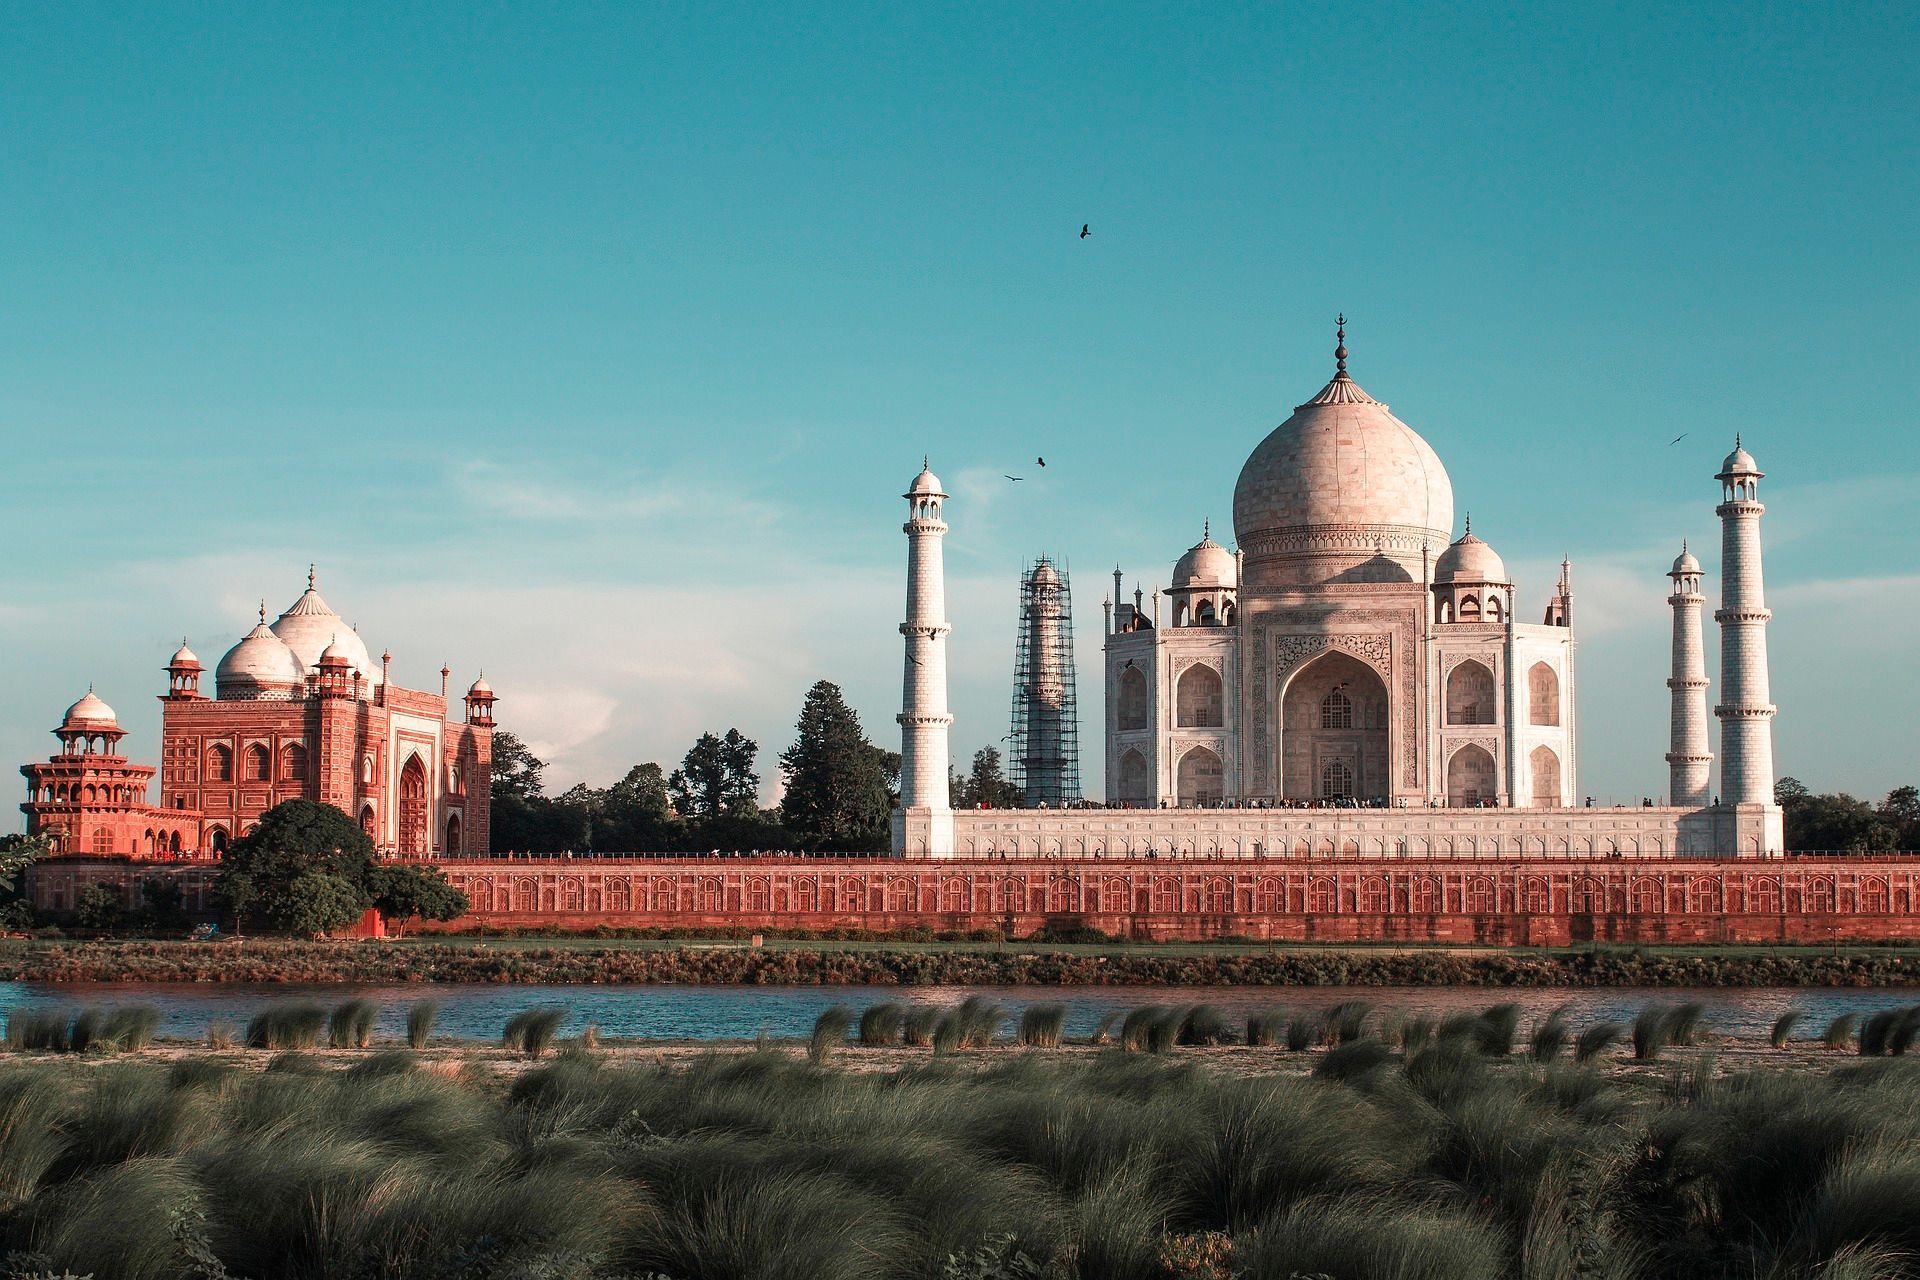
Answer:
[
  {"left": 491, "top": 730, "right": 547, "bottom": 800},
  {"left": 670, "top": 730, "right": 761, "bottom": 821},
  {"left": 954, "top": 747, "right": 1023, "bottom": 809},
  {"left": 0, "top": 833, "right": 55, "bottom": 903},
  {"left": 598, "top": 763, "right": 679, "bottom": 851},
  {"left": 212, "top": 800, "right": 376, "bottom": 936},
  {"left": 778, "top": 681, "right": 891, "bottom": 848},
  {"left": 277, "top": 871, "right": 370, "bottom": 938},
  {"left": 368, "top": 862, "right": 469, "bottom": 936},
  {"left": 74, "top": 883, "right": 125, "bottom": 932}
]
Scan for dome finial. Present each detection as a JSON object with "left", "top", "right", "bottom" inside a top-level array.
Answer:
[
  {"left": 1464, "top": 511, "right": 1471, "bottom": 535},
  {"left": 258, "top": 599, "right": 266, "bottom": 624},
  {"left": 1334, "top": 314, "right": 1348, "bottom": 376},
  {"left": 307, "top": 564, "right": 316, "bottom": 590},
  {"left": 1203, "top": 517, "right": 1210, "bottom": 539}
]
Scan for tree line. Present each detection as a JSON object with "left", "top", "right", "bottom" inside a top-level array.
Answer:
[
  {"left": 491, "top": 680, "right": 901, "bottom": 853},
  {"left": 1776, "top": 779, "right": 1920, "bottom": 853}
]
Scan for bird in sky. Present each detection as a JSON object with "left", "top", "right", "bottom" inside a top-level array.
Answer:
[
  {"left": 1037, "top": 456, "right": 1047, "bottom": 467},
  {"left": 1079, "top": 224, "right": 1090, "bottom": 239},
  {"left": 1004, "top": 474, "right": 1024, "bottom": 482},
  {"left": 1671, "top": 433, "right": 1688, "bottom": 445}
]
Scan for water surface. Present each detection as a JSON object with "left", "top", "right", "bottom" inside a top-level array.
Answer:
[{"left": 2, "top": 982, "right": 1912, "bottom": 1043}]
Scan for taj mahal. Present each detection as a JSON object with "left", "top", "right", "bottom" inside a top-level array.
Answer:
[{"left": 893, "top": 322, "right": 1784, "bottom": 861}]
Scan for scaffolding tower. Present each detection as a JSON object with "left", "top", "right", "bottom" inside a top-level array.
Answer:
[{"left": 1009, "top": 555, "right": 1081, "bottom": 806}]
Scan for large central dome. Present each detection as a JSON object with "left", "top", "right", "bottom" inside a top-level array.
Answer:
[{"left": 1232, "top": 325, "right": 1453, "bottom": 564}]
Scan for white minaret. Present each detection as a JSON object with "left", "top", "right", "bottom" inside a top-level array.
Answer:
[
  {"left": 895, "top": 459, "right": 954, "bottom": 856},
  {"left": 1714, "top": 438, "right": 1777, "bottom": 808},
  {"left": 1665, "top": 542, "right": 1713, "bottom": 807}
]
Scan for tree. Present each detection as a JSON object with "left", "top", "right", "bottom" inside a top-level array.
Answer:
[
  {"left": 0, "top": 833, "right": 55, "bottom": 904},
  {"left": 779, "top": 681, "right": 891, "bottom": 848},
  {"left": 598, "top": 763, "right": 678, "bottom": 851},
  {"left": 368, "top": 862, "right": 469, "bottom": 936},
  {"left": 74, "top": 883, "right": 125, "bottom": 932},
  {"left": 213, "top": 800, "right": 376, "bottom": 937},
  {"left": 670, "top": 730, "right": 761, "bottom": 821},
  {"left": 1775, "top": 777, "right": 1811, "bottom": 808},
  {"left": 954, "top": 747, "right": 1023, "bottom": 809},
  {"left": 491, "top": 730, "right": 547, "bottom": 800}
]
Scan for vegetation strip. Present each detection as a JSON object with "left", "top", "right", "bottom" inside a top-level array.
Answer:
[{"left": 6, "top": 939, "right": 1920, "bottom": 985}]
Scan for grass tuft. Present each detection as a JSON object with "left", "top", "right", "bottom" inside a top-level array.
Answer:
[
  {"left": 245, "top": 1001, "right": 327, "bottom": 1051},
  {"left": 858, "top": 1002, "right": 905, "bottom": 1047},
  {"left": 1017, "top": 1003, "right": 1068, "bottom": 1049},
  {"left": 808, "top": 1005, "right": 855, "bottom": 1065},
  {"left": 327, "top": 998, "right": 377, "bottom": 1049},
  {"left": 405, "top": 999, "right": 438, "bottom": 1050},
  {"left": 501, "top": 1006, "right": 568, "bottom": 1059}
]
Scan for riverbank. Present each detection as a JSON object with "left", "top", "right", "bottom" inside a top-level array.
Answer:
[{"left": 7, "top": 937, "right": 1920, "bottom": 985}]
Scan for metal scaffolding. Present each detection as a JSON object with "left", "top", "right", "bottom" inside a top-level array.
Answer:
[{"left": 1008, "top": 555, "right": 1081, "bottom": 806}]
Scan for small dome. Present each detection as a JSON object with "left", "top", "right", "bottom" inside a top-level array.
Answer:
[
  {"left": 1434, "top": 529, "right": 1509, "bottom": 584},
  {"left": 906, "top": 461, "right": 945, "bottom": 498},
  {"left": 1029, "top": 557, "right": 1061, "bottom": 587},
  {"left": 318, "top": 637, "right": 354, "bottom": 666},
  {"left": 62, "top": 690, "right": 118, "bottom": 729},
  {"left": 1172, "top": 527, "right": 1237, "bottom": 590},
  {"left": 217, "top": 620, "right": 305, "bottom": 696},
  {"left": 1718, "top": 439, "right": 1760, "bottom": 478},
  {"left": 168, "top": 642, "right": 201, "bottom": 669},
  {"left": 1671, "top": 545, "right": 1701, "bottom": 576},
  {"left": 467, "top": 675, "right": 494, "bottom": 697}
]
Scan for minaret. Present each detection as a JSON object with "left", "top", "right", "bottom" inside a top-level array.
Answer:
[
  {"left": 1714, "top": 438, "right": 1776, "bottom": 807},
  {"left": 1665, "top": 542, "right": 1712, "bottom": 807},
  {"left": 896, "top": 460, "right": 954, "bottom": 855}
]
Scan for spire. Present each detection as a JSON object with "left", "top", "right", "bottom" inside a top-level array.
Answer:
[
  {"left": 1464, "top": 512, "right": 1472, "bottom": 536},
  {"left": 307, "top": 564, "right": 316, "bottom": 590},
  {"left": 1335, "top": 313, "right": 1348, "bottom": 376},
  {"left": 258, "top": 600, "right": 266, "bottom": 624},
  {"left": 1202, "top": 518, "right": 1210, "bottom": 540}
]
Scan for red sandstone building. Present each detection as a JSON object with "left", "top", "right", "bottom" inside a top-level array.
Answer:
[{"left": 19, "top": 572, "right": 494, "bottom": 860}]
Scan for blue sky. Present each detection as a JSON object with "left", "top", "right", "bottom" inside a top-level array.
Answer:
[{"left": 2, "top": 1, "right": 1916, "bottom": 819}]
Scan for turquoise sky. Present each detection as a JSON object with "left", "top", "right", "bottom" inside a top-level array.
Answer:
[{"left": 2, "top": 1, "right": 1916, "bottom": 815}]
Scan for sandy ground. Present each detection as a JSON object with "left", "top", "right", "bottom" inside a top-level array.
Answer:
[{"left": 2, "top": 1033, "right": 1856, "bottom": 1082}]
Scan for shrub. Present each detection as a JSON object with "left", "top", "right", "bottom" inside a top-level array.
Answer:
[
  {"left": 69, "top": 1007, "right": 108, "bottom": 1054},
  {"left": 245, "top": 1001, "right": 327, "bottom": 1051},
  {"left": 1089, "top": 1010, "right": 1125, "bottom": 1046},
  {"left": 102, "top": 1006, "right": 160, "bottom": 1053},
  {"left": 1771, "top": 1010, "right": 1801, "bottom": 1049},
  {"left": 1323, "top": 1000, "right": 1373, "bottom": 1046},
  {"left": 1574, "top": 1022, "right": 1625, "bottom": 1063},
  {"left": 1246, "top": 1010, "right": 1287, "bottom": 1048},
  {"left": 859, "top": 1002, "right": 905, "bottom": 1047},
  {"left": 206, "top": 1021, "right": 239, "bottom": 1050},
  {"left": 1824, "top": 1012, "right": 1861, "bottom": 1050},
  {"left": 405, "top": 999, "right": 438, "bottom": 1049},
  {"left": 328, "top": 998, "right": 377, "bottom": 1049},
  {"left": 808, "top": 1005, "right": 855, "bottom": 1065},
  {"left": 1633, "top": 1005, "right": 1674, "bottom": 1060},
  {"left": 1121, "top": 1007, "right": 1166, "bottom": 1054},
  {"left": 502, "top": 1006, "right": 569, "bottom": 1059},
  {"left": 1313, "top": 1038, "right": 1393, "bottom": 1082},
  {"left": 1018, "top": 1004, "right": 1068, "bottom": 1049},
  {"left": 1285, "top": 1015, "right": 1317, "bottom": 1052},
  {"left": 1178, "top": 1005, "right": 1231, "bottom": 1047},
  {"left": 1530, "top": 1005, "right": 1571, "bottom": 1062},
  {"left": 903, "top": 1006, "right": 940, "bottom": 1047},
  {"left": 1475, "top": 1002, "right": 1523, "bottom": 1056}
]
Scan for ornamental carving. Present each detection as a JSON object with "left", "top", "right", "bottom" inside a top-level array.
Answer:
[
  {"left": 1171, "top": 656, "right": 1222, "bottom": 679},
  {"left": 1246, "top": 611, "right": 1420, "bottom": 793}
]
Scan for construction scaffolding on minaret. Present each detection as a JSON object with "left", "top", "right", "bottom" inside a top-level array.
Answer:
[{"left": 1008, "top": 556, "right": 1082, "bottom": 807}]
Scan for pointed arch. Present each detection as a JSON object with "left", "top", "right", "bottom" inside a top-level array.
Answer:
[
  {"left": 1176, "top": 746, "right": 1223, "bottom": 806},
  {"left": 1446, "top": 744, "right": 1497, "bottom": 806},
  {"left": 207, "top": 745, "right": 233, "bottom": 782},
  {"left": 1116, "top": 666, "right": 1150, "bottom": 731},
  {"left": 280, "top": 742, "right": 308, "bottom": 783},
  {"left": 1115, "top": 749, "right": 1151, "bottom": 804},
  {"left": 1175, "top": 664, "right": 1223, "bottom": 727},
  {"left": 243, "top": 743, "right": 270, "bottom": 782},
  {"left": 1445, "top": 660, "right": 1497, "bottom": 725},
  {"left": 446, "top": 812, "right": 462, "bottom": 855},
  {"left": 1529, "top": 745, "right": 1562, "bottom": 807},
  {"left": 1280, "top": 650, "right": 1388, "bottom": 802},
  {"left": 398, "top": 754, "right": 430, "bottom": 856},
  {"left": 1528, "top": 662, "right": 1560, "bottom": 726}
]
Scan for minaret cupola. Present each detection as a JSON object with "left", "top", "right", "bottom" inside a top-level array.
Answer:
[{"left": 1432, "top": 517, "right": 1515, "bottom": 625}]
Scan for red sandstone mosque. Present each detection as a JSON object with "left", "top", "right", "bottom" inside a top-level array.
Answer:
[{"left": 20, "top": 570, "right": 495, "bottom": 863}]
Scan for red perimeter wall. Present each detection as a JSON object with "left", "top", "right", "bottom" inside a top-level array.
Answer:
[{"left": 31, "top": 855, "right": 1920, "bottom": 945}]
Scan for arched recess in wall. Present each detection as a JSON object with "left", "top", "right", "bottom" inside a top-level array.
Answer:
[
  {"left": 207, "top": 745, "right": 232, "bottom": 782},
  {"left": 446, "top": 812, "right": 462, "bottom": 855},
  {"left": 1175, "top": 665, "right": 1223, "bottom": 727},
  {"left": 1530, "top": 745, "right": 1562, "bottom": 807},
  {"left": 280, "top": 742, "right": 308, "bottom": 783},
  {"left": 1528, "top": 663, "right": 1560, "bottom": 726},
  {"left": 1445, "top": 660, "right": 1497, "bottom": 725},
  {"left": 360, "top": 805, "right": 376, "bottom": 838},
  {"left": 243, "top": 744, "right": 270, "bottom": 782},
  {"left": 1279, "top": 650, "right": 1388, "bottom": 802},
  {"left": 1115, "top": 749, "right": 1151, "bottom": 804},
  {"left": 1116, "top": 666, "right": 1150, "bottom": 731},
  {"left": 398, "top": 755, "right": 429, "bottom": 856},
  {"left": 1446, "top": 744, "right": 1497, "bottom": 806},
  {"left": 1176, "top": 746, "right": 1223, "bottom": 806}
]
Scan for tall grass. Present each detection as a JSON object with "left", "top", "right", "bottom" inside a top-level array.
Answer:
[
  {"left": 1772, "top": 1010, "right": 1802, "bottom": 1049},
  {"left": 1529, "top": 1005, "right": 1571, "bottom": 1062},
  {"left": 1017, "top": 1003, "right": 1068, "bottom": 1049},
  {"left": 245, "top": 1001, "right": 327, "bottom": 1051},
  {"left": 0, "top": 1035, "right": 1913, "bottom": 1279},
  {"left": 808, "top": 1005, "right": 855, "bottom": 1065},
  {"left": 1824, "top": 1012, "right": 1862, "bottom": 1050},
  {"left": 1323, "top": 1000, "right": 1374, "bottom": 1046},
  {"left": 5, "top": 1008, "right": 73, "bottom": 1052},
  {"left": 858, "top": 1002, "right": 905, "bottom": 1047},
  {"left": 327, "top": 998, "right": 377, "bottom": 1049},
  {"left": 501, "top": 1006, "right": 568, "bottom": 1059},
  {"left": 405, "top": 999, "right": 438, "bottom": 1049},
  {"left": 1246, "top": 1010, "right": 1287, "bottom": 1048},
  {"left": 1575, "top": 1021, "right": 1625, "bottom": 1063}
]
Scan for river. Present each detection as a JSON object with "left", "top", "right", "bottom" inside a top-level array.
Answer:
[{"left": 3, "top": 982, "right": 1916, "bottom": 1043}]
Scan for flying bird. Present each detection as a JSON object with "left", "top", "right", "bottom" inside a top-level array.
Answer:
[
  {"left": 1670, "top": 433, "right": 1688, "bottom": 445},
  {"left": 1079, "top": 224, "right": 1090, "bottom": 239},
  {"left": 1004, "top": 474, "right": 1025, "bottom": 482},
  {"left": 1037, "top": 456, "right": 1047, "bottom": 467}
]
